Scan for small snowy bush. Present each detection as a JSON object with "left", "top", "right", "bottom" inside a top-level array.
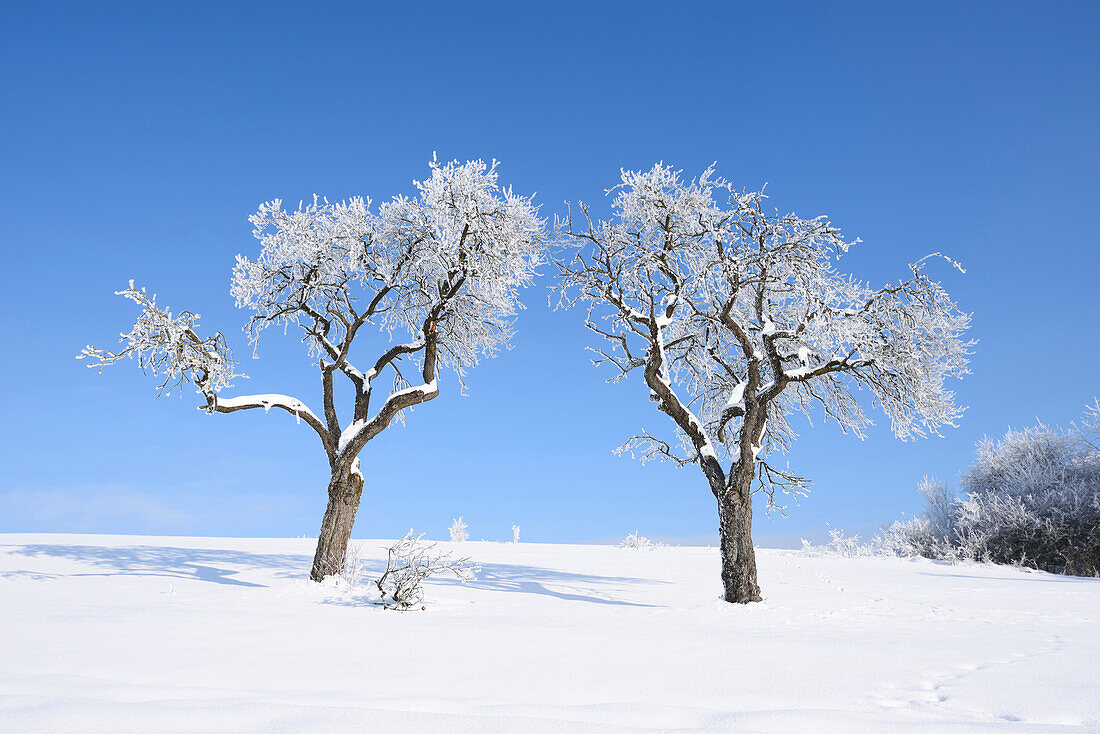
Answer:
[
  {"left": 801, "top": 527, "right": 873, "bottom": 558},
  {"left": 339, "top": 540, "right": 366, "bottom": 588},
  {"left": 877, "top": 477, "right": 962, "bottom": 560},
  {"left": 825, "top": 527, "right": 870, "bottom": 558},
  {"left": 619, "top": 532, "right": 654, "bottom": 550},
  {"left": 449, "top": 516, "right": 469, "bottom": 543},
  {"left": 879, "top": 406, "right": 1100, "bottom": 576},
  {"left": 376, "top": 531, "right": 479, "bottom": 610},
  {"left": 512, "top": 524, "right": 520, "bottom": 543}
]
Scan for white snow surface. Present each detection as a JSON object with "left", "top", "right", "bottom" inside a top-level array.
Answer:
[
  {"left": 337, "top": 418, "right": 367, "bottom": 452},
  {"left": 2, "top": 534, "right": 1098, "bottom": 733},
  {"left": 726, "top": 380, "right": 747, "bottom": 409}
]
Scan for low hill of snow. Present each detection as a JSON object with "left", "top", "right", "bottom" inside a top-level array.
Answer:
[{"left": 2, "top": 534, "right": 1097, "bottom": 732}]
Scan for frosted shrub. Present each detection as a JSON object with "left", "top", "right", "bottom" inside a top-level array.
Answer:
[
  {"left": 880, "top": 407, "right": 1100, "bottom": 576},
  {"left": 877, "top": 516, "right": 949, "bottom": 560},
  {"left": 825, "top": 527, "right": 870, "bottom": 558},
  {"left": 802, "top": 528, "right": 872, "bottom": 558},
  {"left": 512, "top": 524, "right": 520, "bottom": 543},
  {"left": 449, "top": 516, "right": 469, "bottom": 543},
  {"left": 376, "top": 531, "right": 479, "bottom": 610},
  {"left": 918, "top": 476, "right": 958, "bottom": 544},
  {"left": 956, "top": 424, "right": 1100, "bottom": 575},
  {"left": 877, "top": 477, "right": 961, "bottom": 560},
  {"left": 338, "top": 540, "right": 366, "bottom": 588},
  {"left": 619, "top": 532, "right": 654, "bottom": 550}
]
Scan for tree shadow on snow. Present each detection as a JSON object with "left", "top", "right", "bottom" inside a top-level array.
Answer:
[
  {"left": 339, "top": 559, "right": 667, "bottom": 608},
  {"left": 8, "top": 544, "right": 670, "bottom": 604},
  {"left": 472, "top": 561, "right": 666, "bottom": 606},
  {"left": 6, "top": 543, "right": 309, "bottom": 587}
]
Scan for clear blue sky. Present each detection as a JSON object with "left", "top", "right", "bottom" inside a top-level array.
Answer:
[{"left": 2, "top": 1, "right": 1098, "bottom": 545}]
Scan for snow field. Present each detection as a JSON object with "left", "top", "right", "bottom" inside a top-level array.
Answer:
[{"left": 1, "top": 534, "right": 1097, "bottom": 732}]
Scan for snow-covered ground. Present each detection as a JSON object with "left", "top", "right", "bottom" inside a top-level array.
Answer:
[{"left": 2, "top": 534, "right": 1097, "bottom": 732}]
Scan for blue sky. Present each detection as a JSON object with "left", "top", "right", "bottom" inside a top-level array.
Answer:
[{"left": 2, "top": 1, "right": 1098, "bottom": 545}]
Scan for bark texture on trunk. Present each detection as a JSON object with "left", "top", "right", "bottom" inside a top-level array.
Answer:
[
  {"left": 309, "top": 468, "right": 365, "bottom": 582},
  {"left": 716, "top": 470, "right": 761, "bottom": 603}
]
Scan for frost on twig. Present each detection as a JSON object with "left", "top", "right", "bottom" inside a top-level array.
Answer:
[
  {"left": 78, "top": 281, "right": 241, "bottom": 399},
  {"left": 375, "top": 531, "right": 479, "bottom": 610},
  {"left": 1075, "top": 397, "right": 1100, "bottom": 450}
]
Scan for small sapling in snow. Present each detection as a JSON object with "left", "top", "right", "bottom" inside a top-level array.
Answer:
[{"left": 376, "top": 531, "right": 479, "bottom": 610}]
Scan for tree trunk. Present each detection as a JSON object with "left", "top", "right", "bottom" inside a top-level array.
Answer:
[
  {"left": 309, "top": 467, "right": 365, "bottom": 582},
  {"left": 716, "top": 471, "right": 762, "bottom": 603}
]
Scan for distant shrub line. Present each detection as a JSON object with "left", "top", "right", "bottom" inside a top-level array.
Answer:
[{"left": 814, "top": 401, "right": 1100, "bottom": 577}]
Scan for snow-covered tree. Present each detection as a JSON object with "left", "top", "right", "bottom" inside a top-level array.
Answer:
[
  {"left": 81, "top": 157, "right": 547, "bottom": 581},
  {"left": 555, "top": 164, "right": 971, "bottom": 603}
]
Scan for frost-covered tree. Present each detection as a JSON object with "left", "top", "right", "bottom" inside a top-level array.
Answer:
[
  {"left": 555, "top": 164, "right": 971, "bottom": 603},
  {"left": 81, "top": 157, "right": 547, "bottom": 581}
]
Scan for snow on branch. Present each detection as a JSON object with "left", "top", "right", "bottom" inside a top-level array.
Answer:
[
  {"left": 79, "top": 283, "right": 332, "bottom": 447},
  {"left": 79, "top": 282, "right": 241, "bottom": 399},
  {"left": 337, "top": 377, "right": 439, "bottom": 458},
  {"left": 212, "top": 393, "right": 319, "bottom": 425}
]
